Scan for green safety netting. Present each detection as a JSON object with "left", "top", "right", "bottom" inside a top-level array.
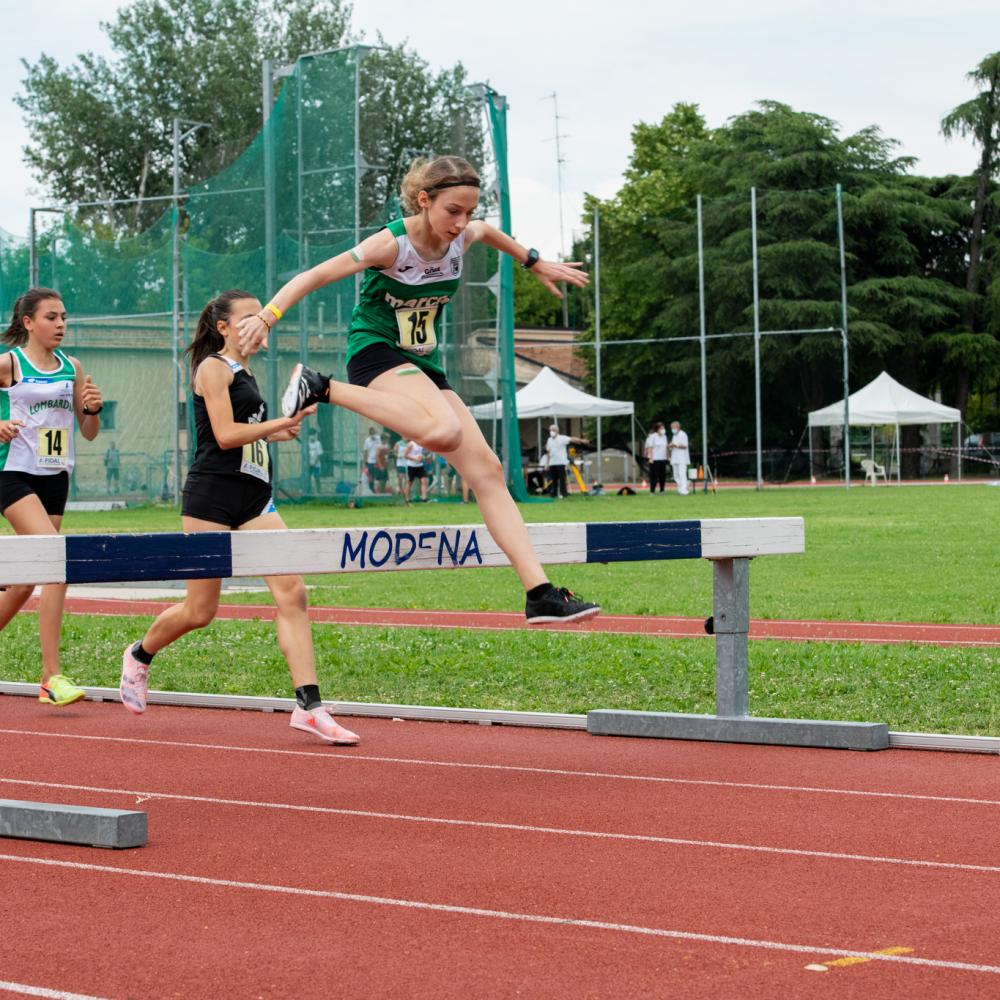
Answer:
[{"left": 1, "top": 47, "right": 518, "bottom": 503}]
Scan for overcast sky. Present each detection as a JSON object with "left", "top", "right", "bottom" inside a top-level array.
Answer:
[{"left": 1, "top": 0, "right": 997, "bottom": 257}]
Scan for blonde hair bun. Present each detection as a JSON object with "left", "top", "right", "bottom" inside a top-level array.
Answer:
[{"left": 400, "top": 155, "right": 480, "bottom": 214}]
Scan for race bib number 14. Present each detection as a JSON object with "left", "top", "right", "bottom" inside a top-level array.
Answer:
[
  {"left": 395, "top": 306, "right": 438, "bottom": 356},
  {"left": 37, "top": 427, "right": 69, "bottom": 469}
]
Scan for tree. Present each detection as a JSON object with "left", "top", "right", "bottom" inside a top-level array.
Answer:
[
  {"left": 16, "top": 0, "right": 483, "bottom": 236},
  {"left": 359, "top": 45, "right": 483, "bottom": 227},
  {"left": 582, "top": 101, "right": 974, "bottom": 475},
  {"left": 513, "top": 261, "right": 562, "bottom": 328},
  {"left": 939, "top": 52, "right": 1000, "bottom": 424}
]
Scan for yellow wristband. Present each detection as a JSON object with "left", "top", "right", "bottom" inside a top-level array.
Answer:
[{"left": 265, "top": 303, "right": 283, "bottom": 322}]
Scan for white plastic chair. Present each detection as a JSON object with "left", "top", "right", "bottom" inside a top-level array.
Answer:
[{"left": 860, "top": 458, "right": 887, "bottom": 486}]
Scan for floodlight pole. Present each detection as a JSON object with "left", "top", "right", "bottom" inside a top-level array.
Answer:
[
  {"left": 836, "top": 183, "right": 851, "bottom": 489},
  {"left": 594, "top": 203, "right": 602, "bottom": 484},
  {"left": 172, "top": 116, "right": 210, "bottom": 506},
  {"left": 29, "top": 207, "right": 64, "bottom": 287},
  {"left": 751, "top": 188, "right": 763, "bottom": 490},
  {"left": 697, "top": 194, "right": 708, "bottom": 491}
]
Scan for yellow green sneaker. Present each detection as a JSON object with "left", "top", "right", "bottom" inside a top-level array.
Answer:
[{"left": 39, "top": 674, "right": 86, "bottom": 707}]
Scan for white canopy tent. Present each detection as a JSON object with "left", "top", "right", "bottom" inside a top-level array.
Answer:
[
  {"left": 469, "top": 366, "right": 637, "bottom": 483},
  {"left": 807, "top": 371, "right": 961, "bottom": 481}
]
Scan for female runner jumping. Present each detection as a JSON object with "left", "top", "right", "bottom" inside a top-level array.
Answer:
[{"left": 238, "top": 156, "right": 599, "bottom": 624}]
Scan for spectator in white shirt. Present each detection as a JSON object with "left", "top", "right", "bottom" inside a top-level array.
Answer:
[
  {"left": 669, "top": 420, "right": 691, "bottom": 495},
  {"left": 363, "top": 427, "right": 381, "bottom": 493},
  {"left": 307, "top": 429, "right": 323, "bottom": 492},
  {"left": 404, "top": 439, "right": 428, "bottom": 502},
  {"left": 393, "top": 438, "right": 408, "bottom": 494},
  {"left": 545, "top": 424, "right": 588, "bottom": 498},
  {"left": 644, "top": 421, "right": 669, "bottom": 493}
]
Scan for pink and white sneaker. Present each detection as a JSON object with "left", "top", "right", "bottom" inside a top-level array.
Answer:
[
  {"left": 119, "top": 643, "right": 149, "bottom": 715},
  {"left": 290, "top": 705, "right": 359, "bottom": 745}
]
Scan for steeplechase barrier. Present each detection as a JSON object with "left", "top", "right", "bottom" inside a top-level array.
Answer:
[{"left": 0, "top": 518, "right": 889, "bottom": 751}]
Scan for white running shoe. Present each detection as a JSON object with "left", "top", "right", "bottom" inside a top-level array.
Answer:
[
  {"left": 290, "top": 705, "right": 360, "bottom": 745},
  {"left": 281, "top": 363, "right": 329, "bottom": 418},
  {"left": 120, "top": 643, "right": 149, "bottom": 715}
]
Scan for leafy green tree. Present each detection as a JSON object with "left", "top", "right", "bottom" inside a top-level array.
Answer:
[
  {"left": 17, "top": 1, "right": 352, "bottom": 230},
  {"left": 17, "top": 0, "right": 482, "bottom": 236},
  {"left": 359, "top": 45, "right": 482, "bottom": 226},
  {"left": 513, "top": 261, "right": 562, "bottom": 327},
  {"left": 583, "top": 101, "right": 975, "bottom": 475},
  {"left": 939, "top": 52, "right": 1000, "bottom": 422}
]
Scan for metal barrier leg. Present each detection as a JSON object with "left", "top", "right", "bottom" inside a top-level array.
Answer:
[
  {"left": 713, "top": 557, "right": 749, "bottom": 717},
  {"left": 587, "top": 556, "right": 890, "bottom": 750}
]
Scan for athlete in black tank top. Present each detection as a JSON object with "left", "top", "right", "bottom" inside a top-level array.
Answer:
[
  {"left": 190, "top": 354, "right": 269, "bottom": 479},
  {"left": 118, "top": 291, "right": 359, "bottom": 746}
]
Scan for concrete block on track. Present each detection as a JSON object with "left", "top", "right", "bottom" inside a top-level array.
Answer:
[{"left": 0, "top": 799, "right": 147, "bottom": 849}]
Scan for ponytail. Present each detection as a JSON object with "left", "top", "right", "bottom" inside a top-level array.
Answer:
[
  {"left": 185, "top": 289, "right": 256, "bottom": 376},
  {"left": 4, "top": 287, "right": 63, "bottom": 346}
]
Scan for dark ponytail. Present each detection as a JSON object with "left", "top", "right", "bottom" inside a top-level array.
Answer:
[
  {"left": 185, "top": 289, "right": 256, "bottom": 376},
  {"left": 4, "top": 287, "right": 63, "bottom": 346}
]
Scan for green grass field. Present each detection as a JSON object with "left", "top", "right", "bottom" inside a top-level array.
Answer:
[{"left": 2, "top": 485, "right": 998, "bottom": 734}]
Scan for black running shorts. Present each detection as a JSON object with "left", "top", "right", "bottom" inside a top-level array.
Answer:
[
  {"left": 181, "top": 472, "right": 276, "bottom": 529},
  {"left": 0, "top": 470, "right": 69, "bottom": 517},
  {"left": 346, "top": 343, "right": 453, "bottom": 392}
]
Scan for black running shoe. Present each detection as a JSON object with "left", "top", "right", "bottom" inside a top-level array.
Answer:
[
  {"left": 281, "top": 363, "right": 329, "bottom": 417},
  {"left": 525, "top": 585, "right": 601, "bottom": 624}
]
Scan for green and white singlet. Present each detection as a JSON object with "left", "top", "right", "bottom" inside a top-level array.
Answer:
[
  {"left": 346, "top": 217, "right": 465, "bottom": 378},
  {"left": 0, "top": 347, "right": 76, "bottom": 475}
]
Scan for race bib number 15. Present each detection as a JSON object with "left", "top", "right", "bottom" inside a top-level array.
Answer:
[
  {"left": 37, "top": 427, "right": 69, "bottom": 469},
  {"left": 395, "top": 306, "right": 438, "bottom": 356}
]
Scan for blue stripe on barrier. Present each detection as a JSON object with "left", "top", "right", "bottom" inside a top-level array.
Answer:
[
  {"left": 65, "top": 532, "right": 233, "bottom": 584},
  {"left": 585, "top": 520, "right": 702, "bottom": 563}
]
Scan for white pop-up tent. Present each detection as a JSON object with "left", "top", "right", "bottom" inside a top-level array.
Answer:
[
  {"left": 469, "top": 366, "right": 637, "bottom": 480},
  {"left": 807, "top": 371, "right": 961, "bottom": 481}
]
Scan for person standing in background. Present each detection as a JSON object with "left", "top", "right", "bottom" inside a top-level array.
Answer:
[
  {"left": 545, "top": 424, "right": 588, "bottom": 499},
  {"left": 362, "top": 426, "right": 382, "bottom": 493},
  {"left": 307, "top": 428, "right": 323, "bottom": 493},
  {"left": 669, "top": 420, "right": 690, "bottom": 496},
  {"left": 404, "top": 439, "right": 428, "bottom": 503},
  {"left": 644, "top": 422, "right": 668, "bottom": 493},
  {"left": 393, "top": 437, "right": 408, "bottom": 494},
  {"left": 104, "top": 442, "right": 120, "bottom": 494},
  {"left": 374, "top": 434, "right": 390, "bottom": 494}
]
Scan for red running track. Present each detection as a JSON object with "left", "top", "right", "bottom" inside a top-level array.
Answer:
[
  {"left": 27, "top": 595, "right": 1000, "bottom": 647},
  {"left": 2, "top": 696, "right": 1000, "bottom": 999}
]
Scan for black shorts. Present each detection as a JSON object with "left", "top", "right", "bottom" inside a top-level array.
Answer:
[
  {"left": 407, "top": 466, "right": 427, "bottom": 481},
  {"left": 0, "top": 470, "right": 69, "bottom": 517},
  {"left": 182, "top": 472, "right": 276, "bottom": 529},
  {"left": 373, "top": 467, "right": 388, "bottom": 482},
  {"left": 346, "top": 343, "right": 453, "bottom": 392}
]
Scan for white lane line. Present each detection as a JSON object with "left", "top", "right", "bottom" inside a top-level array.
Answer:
[
  {"left": 2, "top": 853, "right": 998, "bottom": 976},
  {"left": 2, "top": 727, "right": 999, "bottom": 808},
  {"left": 3, "top": 777, "right": 998, "bottom": 876},
  {"left": 0, "top": 981, "right": 107, "bottom": 1000}
]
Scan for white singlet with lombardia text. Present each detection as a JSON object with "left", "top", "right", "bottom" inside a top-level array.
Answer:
[{"left": 0, "top": 347, "right": 76, "bottom": 474}]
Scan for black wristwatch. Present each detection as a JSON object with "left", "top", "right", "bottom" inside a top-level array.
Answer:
[
  {"left": 522, "top": 247, "right": 540, "bottom": 270},
  {"left": 82, "top": 404, "right": 103, "bottom": 416}
]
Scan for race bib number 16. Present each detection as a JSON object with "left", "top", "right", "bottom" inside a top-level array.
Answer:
[
  {"left": 395, "top": 306, "right": 438, "bottom": 356},
  {"left": 241, "top": 439, "right": 270, "bottom": 482}
]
